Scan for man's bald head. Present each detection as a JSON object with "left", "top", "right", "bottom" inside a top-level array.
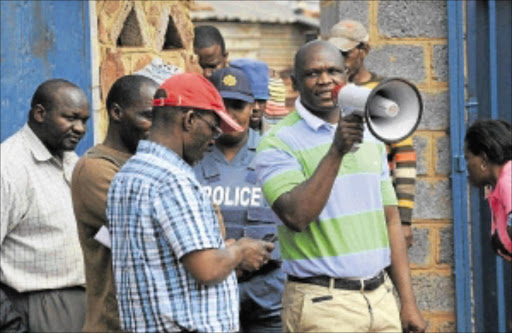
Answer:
[
  {"left": 293, "top": 40, "right": 345, "bottom": 78},
  {"left": 104, "top": 75, "right": 158, "bottom": 154},
  {"left": 106, "top": 75, "right": 158, "bottom": 116},
  {"left": 28, "top": 79, "right": 90, "bottom": 156},
  {"left": 291, "top": 40, "right": 346, "bottom": 116},
  {"left": 30, "top": 79, "right": 84, "bottom": 116}
]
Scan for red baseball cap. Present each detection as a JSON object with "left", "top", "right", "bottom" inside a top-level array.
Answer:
[{"left": 153, "top": 73, "right": 243, "bottom": 132}]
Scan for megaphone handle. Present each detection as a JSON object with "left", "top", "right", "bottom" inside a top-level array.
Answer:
[
  {"left": 349, "top": 143, "right": 360, "bottom": 153},
  {"left": 341, "top": 108, "right": 355, "bottom": 117}
]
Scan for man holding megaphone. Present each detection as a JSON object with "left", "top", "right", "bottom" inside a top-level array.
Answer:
[
  {"left": 254, "top": 40, "right": 425, "bottom": 332},
  {"left": 329, "top": 19, "right": 420, "bottom": 248}
]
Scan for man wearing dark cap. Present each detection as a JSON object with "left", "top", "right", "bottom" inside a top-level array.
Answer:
[
  {"left": 230, "top": 59, "right": 270, "bottom": 132},
  {"left": 195, "top": 67, "right": 285, "bottom": 333},
  {"left": 107, "top": 73, "right": 274, "bottom": 333},
  {"left": 194, "top": 25, "right": 229, "bottom": 78},
  {"left": 328, "top": 19, "right": 418, "bottom": 247},
  {"left": 71, "top": 75, "right": 158, "bottom": 332},
  {"left": 1, "top": 79, "right": 89, "bottom": 332}
]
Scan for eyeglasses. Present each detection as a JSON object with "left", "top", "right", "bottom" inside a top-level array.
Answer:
[{"left": 195, "top": 112, "right": 223, "bottom": 140}]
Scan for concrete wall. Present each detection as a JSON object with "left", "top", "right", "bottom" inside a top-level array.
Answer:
[
  {"left": 92, "top": 0, "right": 196, "bottom": 141},
  {"left": 321, "top": 1, "right": 454, "bottom": 331}
]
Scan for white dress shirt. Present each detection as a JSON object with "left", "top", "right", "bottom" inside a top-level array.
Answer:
[{"left": 1, "top": 124, "right": 85, "bottom": 292}]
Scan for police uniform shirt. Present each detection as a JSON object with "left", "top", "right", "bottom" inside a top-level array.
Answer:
[
  {"left": 194, "top": 129, "right": 279, "bottom": 250},
  {"left": 193, "top": 129, "right": 284, "bottom": 323}
]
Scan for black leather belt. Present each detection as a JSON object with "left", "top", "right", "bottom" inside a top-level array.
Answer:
[{"left": 288, "top": 271, "right": 385, "bottom": 291}]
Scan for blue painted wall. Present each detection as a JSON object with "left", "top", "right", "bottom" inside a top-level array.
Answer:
[{"left": 1, "top": 1, "right": 93, "bottom": 155}]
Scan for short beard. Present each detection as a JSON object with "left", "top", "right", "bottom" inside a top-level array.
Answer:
[
  {"left": 183, "top": 132, "right": 210, "bottom": 166},
  {"left": 216, "top": 131, "right": 248, "bottom": 147}
]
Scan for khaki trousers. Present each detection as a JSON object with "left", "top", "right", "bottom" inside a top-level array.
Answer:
[{"left": 282, "top": 274, "right": 401, "bottom": 333}]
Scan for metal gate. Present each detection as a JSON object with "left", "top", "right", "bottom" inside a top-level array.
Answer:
[
  {"left": 450, "top": 1, "right": 512, "bottom": 332},
  {"left": 1, "top": 1, "right": 93, "bottom": 155}
]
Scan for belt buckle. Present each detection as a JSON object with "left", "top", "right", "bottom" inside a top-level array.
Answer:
[{"left": 361, "top": 271, "right": 383, "bottom": 291}]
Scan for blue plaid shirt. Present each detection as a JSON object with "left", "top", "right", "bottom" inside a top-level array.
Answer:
[{"left": 107, "top": 140, "right": 239, "bottom": 333}]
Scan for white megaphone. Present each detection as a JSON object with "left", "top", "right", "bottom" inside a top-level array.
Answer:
[{"left": 331, "top": 78, "right": 423, "bottom": 144}]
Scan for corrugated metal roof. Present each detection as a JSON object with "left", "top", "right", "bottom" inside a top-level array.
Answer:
[{"left": 191, "top": 1, "right": 319, "bottom": 27}]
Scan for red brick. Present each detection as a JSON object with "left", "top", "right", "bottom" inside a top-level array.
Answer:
[
  {"left": 103, "top": 0, "right": 121, "bottom": 16},
  {"left": 147, "top": 15, "right": 160, "bottom": 29},
  {"left": 100, "top": 48, "right": 125, "bottom": 101},
  {"left": 133, "top": 54, "right": 153, "bottom": 72},
  {"left": 170, "top": 5, "right": 192, "bottom": 48},
  {"left": 148, "top": 3, "right": 161, "bottom": 16},
  {"left": 182, "top": 52, "right": 202, "bottom": 74},
  {"left": 98, "top": 18, "right": 110, "bottom": 44}
]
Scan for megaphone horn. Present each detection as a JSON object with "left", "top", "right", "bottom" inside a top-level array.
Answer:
[{"left": 332, "top": 78, "right": 423, "bottom": 144}]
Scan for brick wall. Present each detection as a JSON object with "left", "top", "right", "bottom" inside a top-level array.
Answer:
[
  {"left": 321, "top": 1, "right": 454, "bottom": 331},
  {"left": 92, "top": 0, "right": 196, "bottom": 141}
]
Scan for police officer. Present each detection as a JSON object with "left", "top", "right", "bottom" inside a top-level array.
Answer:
[
  {"left": 230, "top": 59, "right": 270, "bottom": 133},
  {"left": 194, "top": 66, "right": 284, "bottom": 333}
]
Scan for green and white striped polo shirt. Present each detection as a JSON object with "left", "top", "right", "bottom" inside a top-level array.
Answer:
[{"left": 254, "top": 100, "right": 397, "bottom": 278}]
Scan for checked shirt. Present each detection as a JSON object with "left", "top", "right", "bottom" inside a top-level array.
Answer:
[{"left": 107, "top": 140, "right": 238, "bottom": 333}]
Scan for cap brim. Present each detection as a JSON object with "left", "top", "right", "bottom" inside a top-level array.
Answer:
[
  {"left": 214, "top": 109, "right": 244, "bottom": 132},
  {"left": 328, "top": 37, "right": 359, "bottom": 52},
  {"left": 220, "top": 91, "right": 254, "bottom": 103},
  {"left": 254, "top": 93, "right": 270, "bottom": 100}
]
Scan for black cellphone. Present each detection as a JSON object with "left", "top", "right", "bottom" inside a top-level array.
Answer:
[{"left": 262, "top": 233, "right": 278, "bottom": 243}]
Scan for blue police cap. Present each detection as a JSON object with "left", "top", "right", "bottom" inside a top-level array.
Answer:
[
  {"left": 230, "top": 59, "right": 270, "bottom": 100},
  {"left": 209, "top": 67, "right": 254, "bottom": 103}
]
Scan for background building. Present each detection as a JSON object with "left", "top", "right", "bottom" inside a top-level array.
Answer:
[
  {"left": 191, "top": 0, "right": 320, "bottom": 111},
  {"left": 1, "top": 1, "right": 511, "bottom": 331}
]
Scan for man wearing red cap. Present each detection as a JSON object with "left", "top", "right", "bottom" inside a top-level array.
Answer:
[{"left": 107, "top": 73, "right": 274, "bottom": 333}]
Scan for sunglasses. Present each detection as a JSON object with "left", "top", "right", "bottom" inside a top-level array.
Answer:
[{"left": 195, "top": 112, "right": 223, "bottom": 140}]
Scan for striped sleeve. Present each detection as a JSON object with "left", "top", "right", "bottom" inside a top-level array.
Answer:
[
  {"left": 389, "top": 137, "right": 417, "bottom": 224},
  {"left": 255, "top": 132, "right": 304, "bottom": 205},
  {"left": 380, "top": 142, "right": 398, "bottom": 206}
]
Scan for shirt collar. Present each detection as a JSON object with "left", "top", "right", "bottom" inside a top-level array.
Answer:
[
  {"left": 295, "top": 97, "right": 336, "bottom": 132},
  {"left": 205, "top": 128, "right": 260, "bottom": 166},
  {"left": 23, "top": 124, "right": 77, "bottom": 167},
  {"left": 499, "top": 160, "right": 511, "bottom": 180},
  {"left": 247, "top": 128, "right": 260, "bottom": 150},
  {"left": 22, "top": 124, "right": 78, "bottom": 182},
  {"left": 137, "top": 139, "right": 194, "bottom": 176},
  {"left": 488, "top": 160, "right": 512, "bottom": 200},
  {"left": 23, "top": 124, "right": 54, "bottom": 162}
]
